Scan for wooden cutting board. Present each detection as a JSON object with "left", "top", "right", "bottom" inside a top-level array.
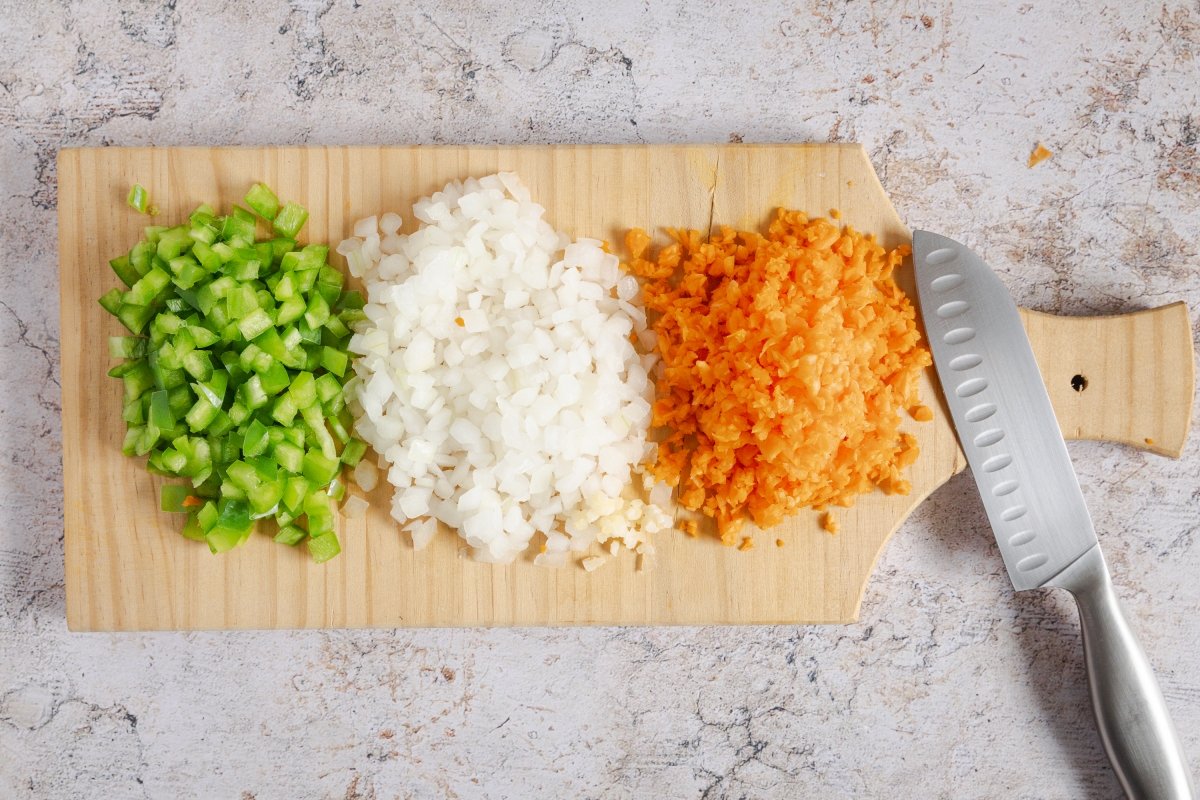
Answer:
[{"left": 57, "top": 145, "right": 1195, "bottom": 631}]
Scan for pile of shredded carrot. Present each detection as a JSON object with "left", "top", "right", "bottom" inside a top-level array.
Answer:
[{"left": 625, "top": 210, "right": 932, "bottom": 545}]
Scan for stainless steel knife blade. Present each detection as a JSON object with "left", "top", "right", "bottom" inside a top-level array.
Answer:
[
  {"left": 911, "top": 230, "right": 1096, "bottom": 589},
  {"left": 912, "top": 230, "right": 1195, "bottom": 800}
]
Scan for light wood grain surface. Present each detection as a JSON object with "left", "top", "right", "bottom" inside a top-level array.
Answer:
[{"left": 57, "top": 145, "right": 1194, "bottom": 631}]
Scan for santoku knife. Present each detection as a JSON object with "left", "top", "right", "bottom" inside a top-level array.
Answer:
[{"left": 913, "top": 231, "right": 1195, "bottom": 800}]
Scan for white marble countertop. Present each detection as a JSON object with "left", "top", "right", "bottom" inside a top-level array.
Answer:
[{"left": 2, "top": 2, "right": 1198, "bottom": 797}]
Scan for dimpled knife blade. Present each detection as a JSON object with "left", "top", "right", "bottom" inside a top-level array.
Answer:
[
  {"left": 912, "top": 230, "right": 1097, "bottom": 590},
  {"left": 912, "top": 229, "right": 1195, "bottom": 800}
]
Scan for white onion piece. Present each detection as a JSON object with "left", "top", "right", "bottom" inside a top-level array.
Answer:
[
  {"left": 342, "top": 494, "right": 370, "bottom": 519},
  {"left": 405, "top": 518, "right": 438, "bottom": 551},
  {"left": 353, "top": 460, "right": 379, "bottom": 492},
  {"left": 346, "top": 173, "right": 672, "bottom": 564}
]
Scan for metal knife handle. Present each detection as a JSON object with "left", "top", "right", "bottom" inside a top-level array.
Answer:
[{"left": 1049, "top": 546, "right": 1196, "bottom": 799}]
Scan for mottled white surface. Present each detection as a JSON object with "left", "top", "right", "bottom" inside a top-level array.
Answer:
[{"left": 1, "top": 1, "right": 1199, "bottom": 798}]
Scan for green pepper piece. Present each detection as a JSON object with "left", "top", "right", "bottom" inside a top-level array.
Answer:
[
  {"left": 340, "top": 439, "right": 367, "bottom": 467},
  {"left": 274, "top": 524, "right": 306, "bottom": 546},
  {"left": 287, "top": 371, "right": 318, "bottom": 409},
  {"left": 259, "top": 361, "right": 291, "bottom": 396},
  {"left": 244, "top": 183, "right": 280, "bottom": 220},
  {"left": 125, "top": 267, "right": 171, "bottom": 306},
  {"left": 108, "top": 336, "right": 147, "bottom": 359},
  {"left": 248, "top": 479, "right": 284, "bottom": 517},
  {"left": 301, "top": 405, "right": 337, "bottom": 460},
  {"left": 282, "top": 475, "right": 310, "bottom": 512},
  {"left": 306, "top": 532, "right": 341, "bottom": 563},
  {"left": 272, "top": 202, "right": 309, "bottom": 239},
  {"left": 302, "top": 449, "right": 340, "bottom": 486},
  {"left": 122, "top": 361, "right": 155, "bottom": 402},
  {"left": 274, "top": 441, "right": 304, "bottom": 474},
  {"left": 180, "top": 512, "right": 207, "bottom": 541},
  {"left": 149, "top": 389, "right": 175, "bottom": 431},
  {"left": 270, "top": 237, "right": 296, "bottom": 263},
  {"left": 99, "top": 288, "right": 124, "bottom": 316},
  {"left": 182, "top": 350, "right": 213, "bottom": 381},
  {"left": 274, "top": 295, "right": 306, "bottom": 327},
  {"left": 160, "top": 484, "right": 193, "bottom": 513},
  {"left": 185, "top": 397, "right": 221, "bottom": 432},
  {"left": 109, "top": 255, "right": 141, "bottom": 287},
  {"left": 156, "top": 226, "right": 194, "bottom": 261},
  {"left": 220, "top": 206, "right": 257, "bottom": 243},
  {"left": 320, "top": 347, "right": 348, "bottom": 377},
  {"left": 237, "top": 308, "right": 274, "bottom": 341},
  {"left": 242, "top": 418, "right": 270, "bottom": 458},
  {"left": 240, "top": 374, "right": 270, "bottom": 410},
  {"left": 127, "top": 183, "right": 151, "bottom": 214}
]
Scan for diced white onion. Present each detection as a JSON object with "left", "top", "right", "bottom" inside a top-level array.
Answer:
[{"left": 345, "top": 173, "right": 671, "bottom": 564}]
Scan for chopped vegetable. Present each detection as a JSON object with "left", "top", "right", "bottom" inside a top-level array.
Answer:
[
  {"left": 101, "top": 183, "right": 365, "bottom": 560},
  {"left": 343, "top": 174, "right": 672, "bottom": 567},
  {"left": 1027, "top": 143, "right": 1053, "bottom": 168},
  {"left": 127, "top": 183, "right": 156, "bottom": 215},
  {"left": 626, "top": 210, "right": 931, "bottom": 545}
]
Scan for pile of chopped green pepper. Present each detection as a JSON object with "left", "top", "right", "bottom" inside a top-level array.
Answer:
[{"left": 101, "top": 183, "right": 366, "bottom": 562}]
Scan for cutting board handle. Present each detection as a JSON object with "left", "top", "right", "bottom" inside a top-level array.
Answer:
[{"left": 1022, "top": 302, "right": 1195, "bottom": 457}]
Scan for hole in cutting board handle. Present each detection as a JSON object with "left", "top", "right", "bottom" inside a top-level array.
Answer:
[{"left": 1071, "top": 374, "right": 1089, "bottom": 392}]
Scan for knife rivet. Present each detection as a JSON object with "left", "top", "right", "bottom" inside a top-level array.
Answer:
[{"left": 1071, "top": 374, "right": 1088, "bottom": 392}]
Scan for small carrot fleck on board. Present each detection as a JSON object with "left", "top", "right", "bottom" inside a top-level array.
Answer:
[
  {"left": 775, "top": 538, "right": 785, "bottom": 548},
  {"left": 829, "top": 208, "right": 841, "bottom": 220},
  {"left": 738, "top": 537, "right": 754, "bottom": 551},
  {"left": 821, "top": 512, "right": 839, "bottom": 535},
  {"left": 1027, "top": 143, "right": 1053, "bottom": 168},
  {"left": 1145, "top": 437, "right": 1155, "bottom": 446},
  {"left": 909, "top": 405, "right": 934, "bottom": 422}
]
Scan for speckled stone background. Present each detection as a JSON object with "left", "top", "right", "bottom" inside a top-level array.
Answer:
[{"left": 1, "top": 1, "right": 1198, "bottom": 798}]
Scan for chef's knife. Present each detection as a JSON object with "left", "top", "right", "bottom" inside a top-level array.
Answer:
[{"left": 913, "top": 231, "right": 1195, "bottom": 800}]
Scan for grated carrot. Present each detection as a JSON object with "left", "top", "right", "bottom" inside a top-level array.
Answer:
[
  {"left": 909, "top": 405, "right": 933, "bottom": 422},
  {"left": 1028, "top": 143, "right": 1053, "bottom": 168},
  {"left": 821, "top": 512, "right": 840, "bottom": 535},
  {"left": 625, "top": 211, "right": 931, "bottom": 545},
  {"left": 775, "top": 538, "right": 785, "bottom": 547},
  {"left": 738, "top": 536, "right": 754, "bottom": 551},
  {"left": 678, "top": 518, "right": 699, "bottom": 538}
]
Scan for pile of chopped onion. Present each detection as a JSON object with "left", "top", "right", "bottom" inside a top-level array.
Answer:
[{"left": 342, "top": 173, "right": 671, "bottom": 565}]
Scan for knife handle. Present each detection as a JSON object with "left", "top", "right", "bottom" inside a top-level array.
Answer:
[
  {"left": 1049, "top": 545, "right": 1196, "bottom": 799},
  {"left": 1021, "top": 302, "right": 1195, "bottom": 458}
]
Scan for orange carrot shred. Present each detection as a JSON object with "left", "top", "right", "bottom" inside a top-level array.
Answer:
[
  {"left": 182, "top": 495, "right": 204, "bottom": 508},
  {"left": 1028, "top": 143, "right": 1053, "bottom": 168},
  {"left": 627, "top": 210, "right": 930, "bottom": 545}
]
